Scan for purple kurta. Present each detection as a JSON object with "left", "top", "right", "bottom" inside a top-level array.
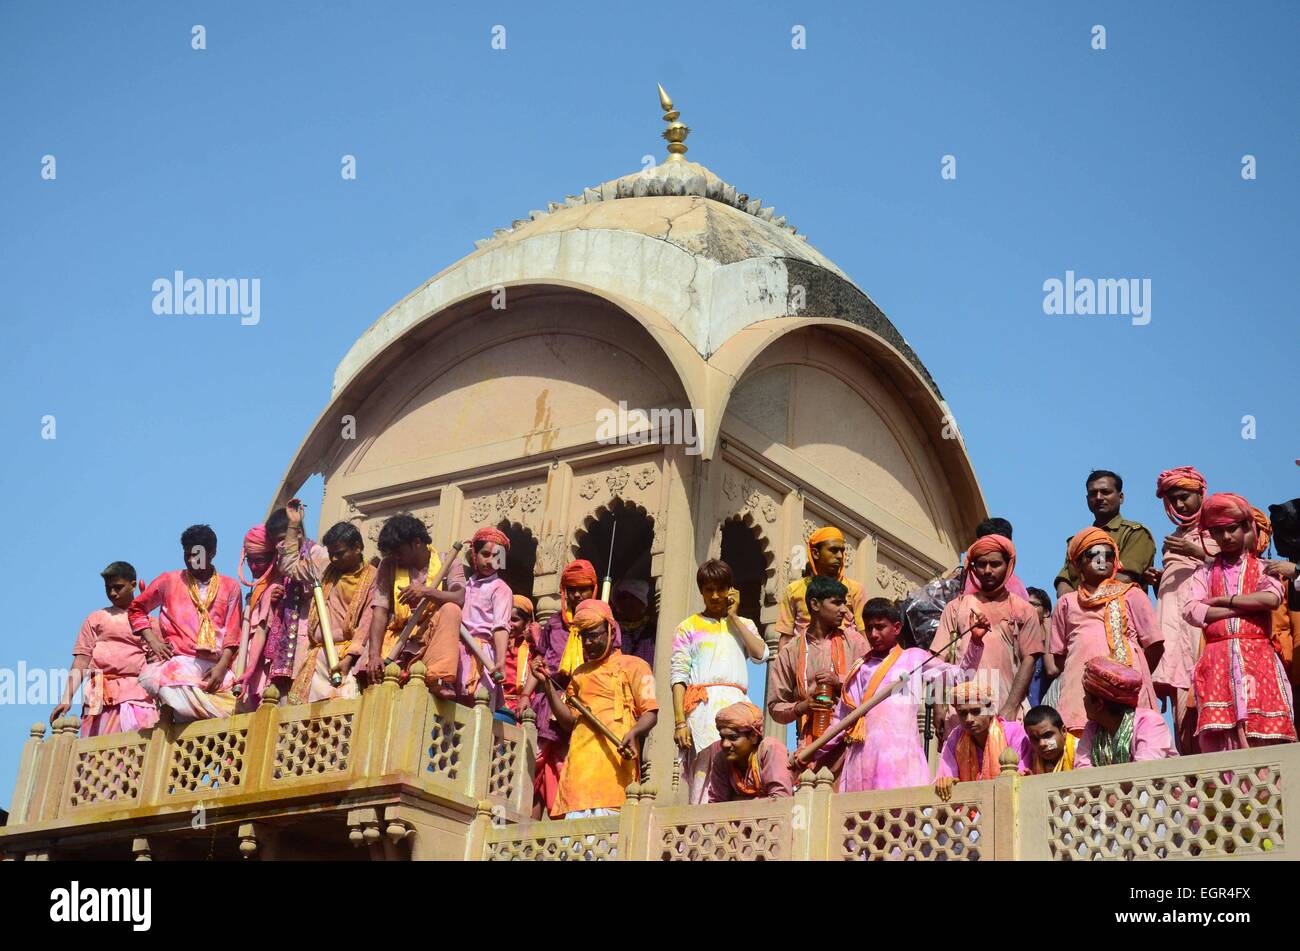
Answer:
[
  {"left": 1073, "top": 707, "right": 1177, "bottom": 766},
  {"left": 831, "top": 648, "right": 972, "bottom": 792}
]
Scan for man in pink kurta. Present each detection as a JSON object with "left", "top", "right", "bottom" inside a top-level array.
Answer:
[
  {"left": 53, "top": 562, "right": 160, "bottom": 737},
  {"left": 815, "top": 598, "right": 976, "bottom": 792},
  {"left": 935, "top": 535, "right": 1044, "bottom": 736},
  {"left": 132, "top": 525, "right": 243, "bottom": 721},
  {"left": 456, "top": 530, "right": 513, "bottom": 703},
  {"left": 704, "top": 702, "right": 793, "bottom": 802},
  {"left": 1050, "top": 527, "right": 1163, "bottom": 736},
  {"left": 1149, "top": 466, "right": 1215, "bottom": 752}
]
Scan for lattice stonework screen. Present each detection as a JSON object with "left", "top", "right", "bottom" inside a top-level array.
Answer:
[
  {"left": 488, "top": 731, "right": 520, "bottom": 800},
  {"left": 68, "top": 741, "right": 147, "bottom": 808},
  {"left": 167, "top": 727, "right": 249, "bottom": 795},
  {"left": 273, "top": 713, "right": 354, "bottom": 781},
  {"left": 658, "top": 815, "right": 789, "bottom": 861},
  {"left": 840, "top": 802, "right": 986, "bottom": 860},
  {"left": 426, "top": 713, "right": 464, "bottom": 783},
  {"left": 1046, "top": 765, "right": 1284, "bottom": 860},
  {"left": 485, "top": 819, "right": 620, "bottom": 861}
]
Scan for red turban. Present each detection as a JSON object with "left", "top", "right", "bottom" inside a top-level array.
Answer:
[
  {"left": 965, "top": 534, "right": 1015, "bottom": 594},
  {"left": 1082, "top": 656, "right": 1141, "bottom": 707},
  {"left": 1200, "top": 492, "right": 1252, "bottom": 529},
  {"left": 1066, "top": 527, "right": 1120, "bottom": 577},
  {"left": 561, "top": 559, "right": 598, "bottom": 590},
  {"left": 1155, "top": 466, "right": 1207, "bottom": 525},
  {"left": 472, "top": 526, "right": 510, "bottom": 551},
  {"left": 715, "top": 701, "right": 764, "bottom": 735},
  {"left": 512, "top": 594, "right": 534, "bottom": 617}
]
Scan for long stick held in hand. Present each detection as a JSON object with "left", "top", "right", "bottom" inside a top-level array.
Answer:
[
  {"left": 535, "top": 667, "right": 631, "bottom": 758},
  {"left": 793, "top": 624, "right": 977, "bottom": 766},
  {"left": 384, "top": 541, "right": 464, "bottom": 665}
]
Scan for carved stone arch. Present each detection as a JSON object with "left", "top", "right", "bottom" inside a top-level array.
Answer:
[
  {"left": 712, "top": 511, "right": 777, "bottom": 601},
  {"left": 572, "top": 497, "right": 658, "bottom": 608},
  {"left": 492, "top": 519, "right": 538, "bottom": 603}
]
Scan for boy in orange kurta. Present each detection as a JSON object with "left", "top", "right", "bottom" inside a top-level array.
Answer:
[{"left": 532, "top": 599, "right": 658, "bottom": 818}]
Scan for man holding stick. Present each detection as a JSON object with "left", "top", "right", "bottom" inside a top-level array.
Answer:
[
  {"left": 531, "top": 599, "right": 658, "bottom": 818},
  {"left": 798, "top": 598, "right": 976, "bottom": 792},
  {"left": 767, "top": 576, "right": 869, "bottom": 777},
  {"left": 344, "top": 514, "right": 464, "bottom": 695},
  {"left": 454, "top": 527, "right": 513, "bottom": 704}
]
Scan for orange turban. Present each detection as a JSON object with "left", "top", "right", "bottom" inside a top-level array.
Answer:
[
  {"left": 572, "top": 598, "right": 615, "bottom": 633},
  {"left": 561, "top": 559, "right": 598, "bottom": 590},
  {"left": 1067, "top": 527, "right": 1120, "bottom": 577},
  {"left": 807, "top": 526, "right": 847, "bottom": 581},
  {"left": 1251, "top": 507, "right": 1272, "bottom": 556},
  {"left": 472, "top": 526, "right": 510, "bottom": 551},
  {"left": 1082, "top": 656, "right": 1141, "bottom": 707},
  {"left": 512, "top": 594, "right": 534, "bottom": 617},
  {"left": 965, "top": 534, "right": 1015, "bottom": 593},
  {"left": 715, "top": 701, "right": 764, "bottom": 735},
  {"left": 1155, "top": 466, "right": 1206, "bottom": 525}
]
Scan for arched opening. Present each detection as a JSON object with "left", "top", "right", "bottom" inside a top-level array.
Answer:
[
  {"left": 720, "top": 519, "right": 768, "bottom": 637},
  {"left": 496, "top": 520, "right": 537, "bottom": 603},
  {"left": 574, "top": 498, "right": 657, "bottom": 665}
]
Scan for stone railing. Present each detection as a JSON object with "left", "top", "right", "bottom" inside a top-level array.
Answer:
[
  {"left": 2, "top": 662, "right": 537, "bottom": 852},
  {"left": 8, "top": 670, "right": 1297, "bottom": 861},
  {"left": 467, "top": 742, "right": 1300, "bottom": 861}
]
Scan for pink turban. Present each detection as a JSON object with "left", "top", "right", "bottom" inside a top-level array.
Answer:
[
  {"left": 1082, "top": 656, "right": 1141, "bottom": 707},
  {"left": 1155, "top": 467, "right": 1207, "bottom": 525}
]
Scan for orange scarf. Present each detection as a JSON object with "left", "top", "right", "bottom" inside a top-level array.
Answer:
[
  {"left": 842, "top": 646, "right": 903, "bottom": 744},
  {"left": 955, "top": 716, "right": 1009, "bottom": 781},
  {"left": 731, "top": 749, "right": 764, "bottom": 797},
  {"left": 1076, "top": 579, "right": 1137, "bottom": 666},
  {"left": 184, "top": 570, "right": 224, "bottom": 653}
]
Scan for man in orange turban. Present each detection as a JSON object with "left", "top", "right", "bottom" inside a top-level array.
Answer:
[
  {"left": 532, "top": 599, "right": 658, "bottom": 818},
  {"left": 933, "top": 533, "right": 1044, "bottom": 738},
  {"left": 774, "top": 526, "right": 866, "bottom": 651},
  {"left": 701, "top": 701, "right": 794, "bottom": 802},
  {"left": 1151, "top": 466, "right": 1213, "bottom": 752},
  {"left": 1072, "top": 657, "right": 1176, "bottom": 766},
  {"left": 500, "top": 595, "right": 539, "bottom": 721},
  {"left": 521, "top": 559, "right": 621, "bottom": 816},
  {"left": 1049, "top": 527, "right": 1163, "bottom": 737}
]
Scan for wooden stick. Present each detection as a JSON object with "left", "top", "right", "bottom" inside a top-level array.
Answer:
[
  {"left": 536, "top": 668, "right": 630, "bottom": 757},
  {"left": 384, "top": 541, "right": 463, "bottom": 665},
  {"left": 460, "top": 626, "right": 504, "bottom": 684},
  {"left": 793, "top": 625, "right": 975, "bottom": 765}
]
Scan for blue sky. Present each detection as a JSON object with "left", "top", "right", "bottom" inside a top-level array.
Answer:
[{"left": 2, "top": 2, "right": 1297, "bottom": 804}]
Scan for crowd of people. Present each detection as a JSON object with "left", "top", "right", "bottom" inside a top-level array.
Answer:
[{"left": 50, "top": 466, "right": 1300, "bottom": 820}]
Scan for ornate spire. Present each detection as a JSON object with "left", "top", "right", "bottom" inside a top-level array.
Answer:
[{"left": 657, "top": 82, "right": 690, "bottom": 162}]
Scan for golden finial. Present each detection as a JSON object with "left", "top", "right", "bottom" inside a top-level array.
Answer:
[{"left": 657, "top": 82, "right": 690, "bottom": 162}]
